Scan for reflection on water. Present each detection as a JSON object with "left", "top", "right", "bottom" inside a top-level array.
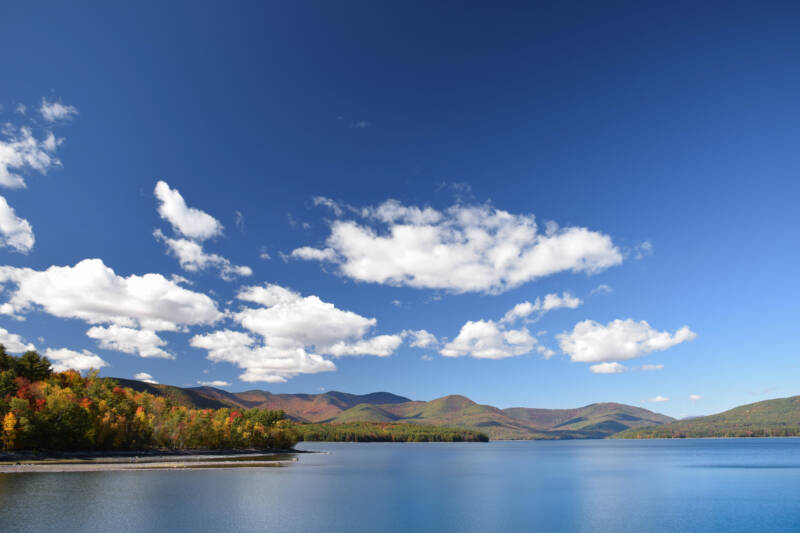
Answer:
[{"left": 1, "top": 439, "right": 800, "bottom": 532}]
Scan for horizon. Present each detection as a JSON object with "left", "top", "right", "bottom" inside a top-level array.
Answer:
[{"left": 1, "top": 2, "right": 799, "bottom": 420}]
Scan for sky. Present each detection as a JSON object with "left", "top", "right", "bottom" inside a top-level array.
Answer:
[{"left": 0, "top": 1, "right": 798, "bottom": 418}]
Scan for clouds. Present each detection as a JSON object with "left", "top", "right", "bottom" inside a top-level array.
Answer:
[
  {"left": 689, "top": 394, "right": 702, "bottom": 401},
  {"left": 86, "top": 325, "right": 172, "bottom": 359},
  {"left": 198, "top": 380, "right": 231, "bottom": 387},
  {"left": 589, "top": 362, "right": 627, "bottom": 374},
  {"left": 190, "top": 283, "right": 402, "bottom": 382},
  {"left": 501, "top": 292, "right": 581, "bottom": 323},
  {"left": 0, "top": 258, "right": 222, "bottom": 331},
  {"left": 153, "top": 182, "right": 251, "bottom": 280},
  {"left": 0, "top": 327, "right": 36, "bottom": 353},
  {"left": 154, "top": 229, "right": 252, "bottom": 280},
  {"left": 46, "top": 348, "right": 108, "bottom": 372},
  {"left": 292, "top": 200, "right": 623, "bottom": 293},
  {"left": 647, "top": 395, "right": 669, "bottom": 403},
  {"left": 0, "top": 196, "right": 34, "bottom": 253},
  {"left": 557, "top": 319, "right": 696, "bottom": 364},
  {"left": 133, "top": 372, "right": 158, "bottom": 384},
  {"left": 154, "top": 181, "right": 223, "bottom": 241},
  {"left": 0, "top": 259, "right": 221, "bottom": 361},
  {"left": 40, "top": 99, "right": 79, "bottom": 122},
  {"left": 0, "top": 126, "right": 62, "bottom": 189},
  {"left": 440, "top": 319, "right": 536, "bottom": 359}
]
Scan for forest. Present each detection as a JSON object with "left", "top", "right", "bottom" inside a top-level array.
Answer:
[
  {"left": 296, "top": 421, "right": 489, "bottom": 442},
  {"left": 1, "top": 346, "right": 488, "bottom": 452},
  {"left": 0, "top": 346, "right": 297, "bottom": 451}
]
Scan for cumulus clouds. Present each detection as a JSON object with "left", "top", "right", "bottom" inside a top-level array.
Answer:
[
  {"left": 0, "top": 126, "right": 62, "bottom": 189},
  {"left": 154, "top": 229, "right": 252, "bottom": 280},
  {"left": 86, "top": 325, "right": 172, "bottom": 359},
  {"left": 500, "top": 292, "right": 582, "bottom": 323},
  {"left": 190, "top": 283, "right": 402, "bottom": 382},
  {"left": 291, "top": 199, "right": 623, "bottom": 293},
  {"left": 154, "top": 181, "right": 223, "bottom": 241},
  {"left": 441, "top": 319, "right": 537, "bottom": 359},
  {"left": 134, "top": 372, "right": 158, "bottom": 384},
  {"left": 557, "top": 319, "right": 696, "bottom": 368},
  {"left": 153, "top": 182, "right": 251, "bottom": 280},
  {"left": 0, "top": 327, "right": 36, "bottom": 353},
  {"left": 46, "top": 348, "right": 108, "bottom": 373},
  {"left": 0, "top": 196, "right": 34, "bottom": 252},
  {"left": 0, "top": 258, "right": 221, "bottom": 360},
  {"left": 0, "top": 97, "right": 75, "bottom": 253},
  {"left": 438, "top": 295, "right": 574, "bottom": 360}
]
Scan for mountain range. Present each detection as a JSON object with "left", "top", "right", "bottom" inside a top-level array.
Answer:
[{"left": 113, "top": 378, "right": 673, "bottom": 439}]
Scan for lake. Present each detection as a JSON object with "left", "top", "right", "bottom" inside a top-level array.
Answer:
[{"left": 2, "top": 439, "right": 800, "bottom": 532}]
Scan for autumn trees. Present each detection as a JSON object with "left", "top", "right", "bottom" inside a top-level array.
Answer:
[{"left": 0, "top": 346, "right": 297, "bottom": 452}]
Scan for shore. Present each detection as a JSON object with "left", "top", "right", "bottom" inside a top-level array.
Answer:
[{"left": 0, "top": 449, "right": 301, "bottom": 474}]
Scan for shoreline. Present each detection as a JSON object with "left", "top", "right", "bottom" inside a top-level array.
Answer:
[{"left": 0, "top": 448, "right": 304, "bottom": 474}]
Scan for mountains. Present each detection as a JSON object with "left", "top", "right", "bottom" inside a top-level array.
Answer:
[
  {"left": 113, "top": 378, "right": 672, "bottom": 439},
  {"left": 615, "top": 395, "right": 800, "bottom": 438}
]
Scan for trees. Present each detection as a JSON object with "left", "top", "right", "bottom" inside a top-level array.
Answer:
[{"left": 0, "top": 348, "right": 296, "bottom": 452}]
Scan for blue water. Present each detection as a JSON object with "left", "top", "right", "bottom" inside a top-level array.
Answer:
[{"left": 2, "top": 439, "right": 800, "bottom": 532}]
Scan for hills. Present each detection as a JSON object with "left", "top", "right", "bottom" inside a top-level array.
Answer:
[
  {"left": 614, "top": 395, "right": 800, "bottom": 438},
  {"left": 112, "top": 378, "right": 672, "bottom": 440}
]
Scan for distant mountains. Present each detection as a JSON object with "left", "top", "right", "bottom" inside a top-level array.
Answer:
[
  {"left": 615, "top": 395, "right": 800, "bottom": 438},
  {"left": 113, "top": 378, "right": 672, "bottom": 439}
]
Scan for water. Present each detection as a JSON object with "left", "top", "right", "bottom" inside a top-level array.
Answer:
[{"left": 2, "top": 439, "right": 800, "bottom": 532}]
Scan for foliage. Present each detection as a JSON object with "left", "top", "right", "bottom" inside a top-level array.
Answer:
[
  {"left": 0, "top": 346, "right": 297, "bottom": 451},
  {"left": 295, "top": 421, "right": 489, "bottom": 442}
]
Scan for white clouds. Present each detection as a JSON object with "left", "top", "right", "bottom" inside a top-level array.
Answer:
[
  {"left": 589, "top": 362, "right": 627, "bottom": 374},
  {"left": 86, "top": 325, "right": 172, "bottom": 359},
  {"left": 0, "top": 196, "right": 34, "bottom": 252},
  {"left": 590, "top": 284, "right": 613, "bottom": 296},
  {"left": 501, "top": 292, "right": 581, "bottom": 323},
  {"left": 689, "top": 394, "right": 702, "bottom": 401},
  {"left": 557, "top": 319, "right": 696, "bottom": 364},
  {"left": 40, "top": 99, "right": 79, "bottom": 122},
  {"left": 313, "top": 196, "right": 344, "bottom": 216},
  {"left": 133, "top": 372, "right": 158, "bottom": 384},
  {"left": 292, "top": 200, "right": 622, "bottom": 293},
  {"left": 190, "top": 283, "right": 401, "bottom": 382},
  {"left": 0, "top": 258, "right": 221, "bottom": 333},
  {"left": 0, "top": 327, "right": 35, "bottom": 353},
  {"left": 441, "top": 320, "right": 536, "bottom": 359},
  {"left": 289, "top": 246, "right": 338, "bottom": 262},
  {"left": 154, "top": 181, "right": 223, "bottom": 241},
  {"left": 641, "top": 364, "right": 664, "bottom": 371},
  {"left": 198, "top": 380, "right": 231, "bottom": 387},
  {"left": 154, "top": 230, "right": 252, "bottom": 280},
  {"left": 153, "top": 182, "right": 251, "bottom": 281},
  {"left": 0, "top": 126, "right": 61, "bottom": 189},
  {"left": 190, "top": 329, "right": 336, "bottom": 383},
  {"left": 46, "top": 348, "right": 108, "bottom": 373},
  {"left": 234, "top": 210, "right": 245, "bottom": 232},
  {"left": 439, "top": 296, "right": 576, "bottom": 360},
  {"left": 404, "top": 329, "right": 437, "bottom": 348},
  {"left": 647, "top": 395, "right": 670, "bottom": 403}
]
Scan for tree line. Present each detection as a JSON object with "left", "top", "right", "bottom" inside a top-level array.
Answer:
[{"left": 0, "top": 346, "right": 297, "bottom": 452}]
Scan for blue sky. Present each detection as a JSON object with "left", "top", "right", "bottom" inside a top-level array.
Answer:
[{"left": 0, "top": 2, "right": 798, "bottom": 417}]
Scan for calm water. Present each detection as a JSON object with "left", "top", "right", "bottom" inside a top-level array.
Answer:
[{"left": 2, "top": 439, "right": 800, "bottom": 532}]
